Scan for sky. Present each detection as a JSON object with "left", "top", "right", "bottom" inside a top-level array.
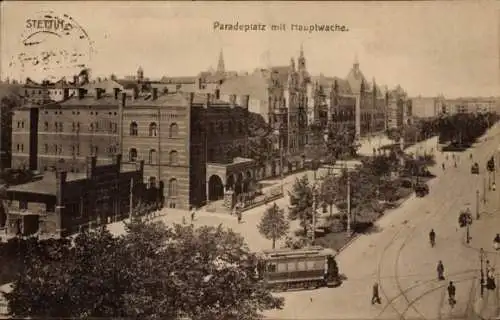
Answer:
[{"left": 1, "top": 1, "right": 499, "bottom": 98}]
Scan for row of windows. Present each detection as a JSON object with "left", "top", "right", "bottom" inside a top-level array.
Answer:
[
  {"left": 41, "top": 144, "right": 117, "bottom": 156},
  {"left": 129, "top": 122, "right": 175, "bottom": 137},
  {"left": 43, "top": 121, "right": 118, "bottom": 133},
  {"left": 16, "top": 121, "right": 26, "bottom": 129},
  {"left": 42, "top": 110, "right": 118, "bottom": 116},
  {"left": 129, "top": 148, "right": 178, "bottom": 165},
  {"left": 15, "top": 144, "right": 24, "bottom": 152}
]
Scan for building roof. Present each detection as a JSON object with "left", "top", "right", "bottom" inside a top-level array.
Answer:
[
  {"left": 311, "top": 75, "right": 353, "bottom": 95},
  {"left": 123, "top": 92, "right": 232, "bottom": 108},
  {"left": 7, "top": 172, "right": 86, "bottom": 196},
  {"left": 59, "top": 94, "right": 120, "bottom": 107},
  {"left": 345, "top": 65, "right": 367, "bottom": 94},
  {"left": 159, "top": 76, "right": 197, "bottom": 84},
  {"left": 219, "top": 73, "right": 269, "bottom": 101},
  {"left": 82, "top": 79, "right": 124, "bottom": 92}
]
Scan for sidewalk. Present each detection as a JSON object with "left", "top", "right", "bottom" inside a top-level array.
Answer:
[{"left": 467, "top": 169, "right": 500, "bottom": 319}]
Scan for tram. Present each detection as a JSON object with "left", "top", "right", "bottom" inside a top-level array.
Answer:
[{"left": 258, "top": 246, "right": 341, "bottom": 292}]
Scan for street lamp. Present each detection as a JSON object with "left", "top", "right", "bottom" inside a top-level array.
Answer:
[
  {"left": 480, "top": 248, "right": 485, "bottom": 297},
  {"left": 273, "top": 128, "right": 284, "bottom": 193},
  {"left": 476, "top": 189, "right": 480, "bottom": 220},
  {"left": 311, "top": 181, "right": 318, "bottom": 244}
]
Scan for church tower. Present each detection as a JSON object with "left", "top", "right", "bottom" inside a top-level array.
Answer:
[
  {"left": 137, "top": 66, "right": 144, "bottom": 82},
  {"left": 216, "top": 49, "right": 225, "bottom": 74}
]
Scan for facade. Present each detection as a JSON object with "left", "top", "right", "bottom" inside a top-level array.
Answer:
[
  {"left": 5, "top": 155, "right": 145, "bottom": 237},
  {"left": 410, "top": 96, "right": 445, "bottom": 118},
  {"left": 441, "top": 97, "right": 499, "bottom": 115},
  {"left": 11, "top": 88, "right": 120, "bottom": 172},
  {"left": 386, "top": 86, "right": 412, "bottom": 129},
  {"left": 219, "top": 46, "right": 310, "bottom": 160},
  {"left": 310, "top": 59, "right": 387, "bottom": 137},
  {"left": 119, "top": 89, "right": 254, "bottom": 210}
]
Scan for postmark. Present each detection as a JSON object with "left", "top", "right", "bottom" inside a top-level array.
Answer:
[{"left": 7, "top": 10, "right": 95, "bottom": 81}]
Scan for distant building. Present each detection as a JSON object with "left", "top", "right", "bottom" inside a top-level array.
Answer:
[
  {"left": 387, "top": 85, "right": 412, "bottom": 129},
  {"left": 5, "top": 155, "right": 145, "bottom": 237},
  {"left": 441, "top": 97, "right": 498, "bottom": 115},
  {"left": 410, "top": 95, "right": 445, "bottom": 118},
  {"left": 219, "top": 45, "right": 310, "bottom": 161},
  {"left": 310, "top": 57, "right": 388, "bottom": 137}
]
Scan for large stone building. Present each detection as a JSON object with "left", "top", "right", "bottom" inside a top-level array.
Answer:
[
  {"left": 5, "top": 155, "right": 145, "bottom": 237},
  {"left": 11, "top": 84, "right": 263, "bottom": 210},
  {"left": 310, "top": 58, "right": 387, "bottom": 137},
  {"left": 219, "top": 46, "right": 310, "bottom": 162}
]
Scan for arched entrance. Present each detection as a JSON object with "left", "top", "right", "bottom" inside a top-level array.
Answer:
[{"left": 208, "top": 175, "right": 224, "bottom": 201}]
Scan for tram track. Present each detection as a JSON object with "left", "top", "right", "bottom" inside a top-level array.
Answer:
[{"left": 375, "top": 144, "right": 488, "bottom": 319}]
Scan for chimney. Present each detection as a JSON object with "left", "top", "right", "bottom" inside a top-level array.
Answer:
[
  {"left": 189, "top": 92, "right": 195, "bottom": 106},
  {"left": 152, "top": 87, "right": 158, "bottom": 100},
  {"left": 56, "top": 170, "right": 67, "bottom": 207},
  {"left": 63, "top": 88, "right": 69, "bottom": 100},
  {"left": 86, "top": 156, "right": 97, "bottom": 179},
  {"left": 133, "top": 87, "right": 139, "bottom": 100},
  {"left": 242, "top": 95, "right": 250, "bottom": 109},
  {"left": 95, "top": 88, "right": 102, "bottom": 100},
  {"left": 113, "top": 88, "right": 120, "bottom": 100},
  {"left": 115, "top": 153, "right": 122, "bottom": 168},
  {"left": 230, "top": 94, "right": 236, "bottom": 108},
  {"left": 78, "top": 88, "right": 86, "bottom": 99},
  {"left": 204, "top": 93, "right": 210, "bottom": 109},
  {"left": 121, "top": 92, "right": 127, "bottom": 107}
]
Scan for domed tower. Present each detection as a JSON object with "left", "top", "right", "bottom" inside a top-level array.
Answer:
[{"left": 137, "top": 66, "right": 144, "bottom": 82}]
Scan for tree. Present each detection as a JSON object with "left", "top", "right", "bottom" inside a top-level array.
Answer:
[
  {"left": 4, "top": 221, "right": 284, "bottom": 320},
  {"left": 288, "top": 175, "right": 314, "bottom": 235},
  {"left": 258, "top": 203, "right": 289, "bottom": 249},
  {"left": 319, "top": 174, "right": 340, "bottom": 216}
]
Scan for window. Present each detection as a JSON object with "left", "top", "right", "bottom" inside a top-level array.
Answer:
[
  {"left": 129, "top": 148, "right": 138, "bottom": 161},
  {"left": 239, "top": 122, "right": 244, "bottom": 133},
  {"left": 169, "top": 150, "right": 178, "bottom": 165},
  {"left": 44, "top": 144, "right": 48, "bottom": 153},
  {"left": 219, "top": 122, "right": 224, "bottom": 135},
  {"left": 76, "top": 122, "right": 80, "bottom": 132},
  {"left": 55, "top": 122, "right": 59, "bottom": 132},
  {"left": 21, "top": 122, "right": 25, "bottom": 129},
  {"left": 58, "top": 145, "right": 62, "bottom": 154},
  {"left": 90, "top": 123, "right": 94, "bottom": 131},
  {"left": 149, "top": 122, "right": 158, "bottom": 137},
  {"left": 59, "top": 122, "right": 63, "bottom": 132},
  {"left": 44, "top": 122, "right": 49, "bottom": 131},
  {"left": 228, "top": 122, "right": 233, "bottom": 134},
  {"left": 95, "top": 122, "right": 99, "bottom": 131},
  {"left": 149, "top": 177, "right": 156, "bottom": 188},
  {"left": 53, "top": 144, "right": 58, "bottom": 154},
  {"left": 72, "top": 122, "right": 75, "bottom": 132},
  {"left": 71, "top": 145, "right": 75, "bottom": 156},
  {"left": 76, "top": 145, "right": 80, "bottom": 156},
  {"left": 16, "top": 144, "right": 19, "bottom": 152},
  {"left": 168, "top": 178, "right": 178, "bottom": 197},
  {"left": 149, "top": 149, "right": 157, "bottom": 164},
  {"left": 130, "top": 122, "right": 138, "bottom": 136},
  {"left": 169, "top": 123, "right": 178, "bottom": 138},
  {"left": 94, "top": 146, "right": 98, "bottom": 155}
]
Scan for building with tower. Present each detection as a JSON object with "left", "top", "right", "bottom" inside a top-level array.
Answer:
[
  {"left": 310, "top": 57, "right": 388, "bottom": 137},
  {"left": 219, "top": 46, "right": 310, "bottom": 169}
]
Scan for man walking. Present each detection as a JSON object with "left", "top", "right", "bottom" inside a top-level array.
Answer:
[
  {"left": 447, "top": 281, "right": 456, "bottom": 307},
  {"left": 190, "top": 206, "right": 196, "bottom": 223},
  {"left": 371, "top": 282, "right": 381, "bottom": 305},
  {"left": 437, "top": 260, "right": 445, "bottom": 280}
]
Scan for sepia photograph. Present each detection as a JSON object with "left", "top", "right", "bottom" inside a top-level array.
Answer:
[{"left": 0, "top": 1, "right": 499, "bottom": 319}]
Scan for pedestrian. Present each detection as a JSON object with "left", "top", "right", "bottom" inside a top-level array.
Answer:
[
  {"left": 447, "top": 281, "right": 456, "bottom": 305},
  {"left": 237, "top": 210, "right": 242, "bottom": 224},
  {"left": 190, "top": 206, "right": 196, "bottom": 222},
  {"left": 492, "top": 182, "right": 496, "bottom": 191},
  {"left": 437, "top": 260, "right": 445, "bottom": 280},
  {"left": 371, "top": 282, "right": 381, "bottom": 305}
]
